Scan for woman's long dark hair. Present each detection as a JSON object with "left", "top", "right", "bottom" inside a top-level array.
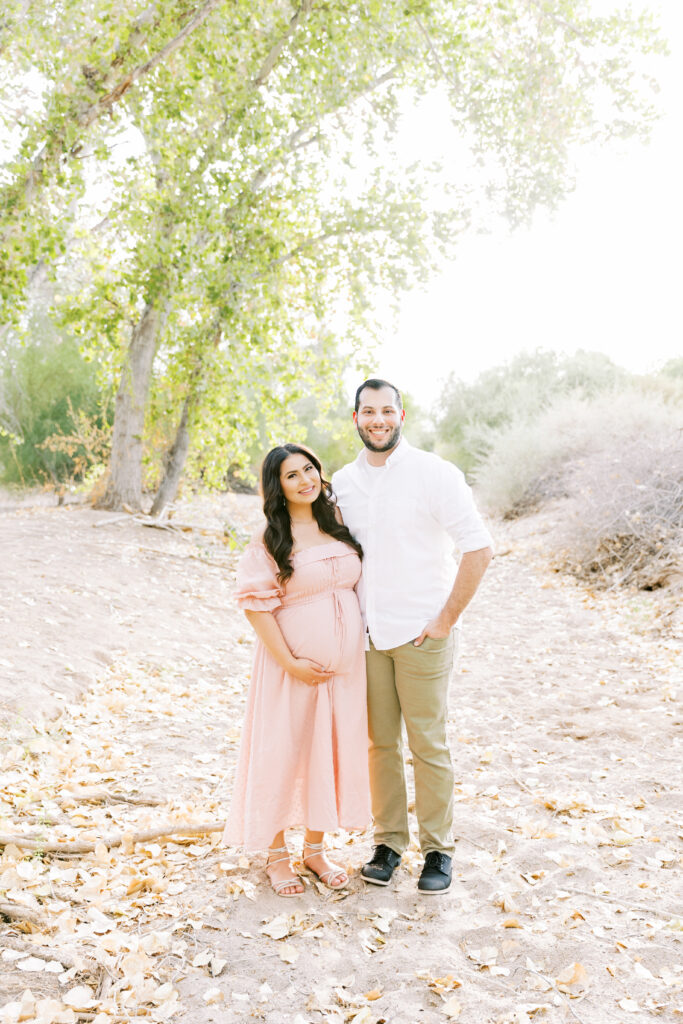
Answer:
[{"left": 261, "top": 443, "right": 362, "bottom": 585}]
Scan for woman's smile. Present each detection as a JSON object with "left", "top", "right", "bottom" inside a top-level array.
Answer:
[{"left": 279, "top": 452, "right": 322, "bottom": 506}]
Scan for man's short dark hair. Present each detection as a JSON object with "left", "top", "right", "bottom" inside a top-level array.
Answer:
[{"left": 354, "top": 378, "right": 403, "bottom": 414}]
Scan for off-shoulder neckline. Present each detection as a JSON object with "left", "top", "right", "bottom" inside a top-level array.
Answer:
[{"left": 291, "top": 539, "right": 355, "bottom": 561}]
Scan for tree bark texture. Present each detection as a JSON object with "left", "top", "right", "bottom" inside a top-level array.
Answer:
[
  {"left": 97, "top": 302, "right": 161, "bottom": 511},
  {"left": 150, "top": 394, "right": 192, "bottom": 517}
]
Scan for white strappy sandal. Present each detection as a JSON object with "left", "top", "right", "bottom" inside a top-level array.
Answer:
[
  {"left": 266, "top": 845, "right": 304, "bottom": 897},
  {"left": 303, "top": 841, "right": 348, "bottom": 889}
]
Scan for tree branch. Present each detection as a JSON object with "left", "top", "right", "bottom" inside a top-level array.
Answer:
[
  {"left": 89, "top": 0, "right": 225, "bottom": 123},
  {"left": 2, "top": 0, "right": 224, "bottom": 226},
  {"left": 0, "top": 936, "right": 99, "bottom": 972},
  {"left": 253, "top": 0, "right": 314, "bottom": 87},
  {"left": 0, "top": 822, "right": 225, "bottom": 855},
  {"left": 266, "top": 228, "right": 349, "bottom": 271},
  {"left": 414, "top": 15, "right": 461, "bottom": 93},
  {"left": 0, "top": 901, "right": 46, "bottom": 928},
  {"left": 527, "top": 0, "right": 591, "bottom": 45}
]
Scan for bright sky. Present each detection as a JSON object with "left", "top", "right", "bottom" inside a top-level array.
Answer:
[{"left": 372, "top": 1, "right": 683, "bottom": 404}]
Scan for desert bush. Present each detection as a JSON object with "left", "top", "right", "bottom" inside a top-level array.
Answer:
[
  {"left": 477, "top": 389, "right": 682, "bottom": 591},
  {"left": 554, "top": 435, "right": 682, "bottom": 591},
  {"left": 435, "top": 349, "right": 627, "bottom": 472},
  {"left": 475, "top": 390, "right": 681, "bottom": 517},
  {"left": 39, "top": 397, "right": 112, "bottom": 490}
]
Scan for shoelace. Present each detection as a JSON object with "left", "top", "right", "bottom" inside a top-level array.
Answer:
[{"left": 424, "top": 852, "right": 449, "bottom": 871}]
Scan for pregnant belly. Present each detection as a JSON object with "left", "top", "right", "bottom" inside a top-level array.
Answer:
[{"left": 276, "top": 592, "right": 362, "bottom": 675}]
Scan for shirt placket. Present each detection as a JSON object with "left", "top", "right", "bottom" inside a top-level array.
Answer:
[{"left": 366, "top": 468, "right": 385, "bottom": 647}]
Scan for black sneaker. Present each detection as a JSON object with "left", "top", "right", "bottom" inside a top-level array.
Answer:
[
  {"left": 417, "top": 851, "right": 452, "bottom": 894},
  {"left": 360, "top": 844, "right": 402, "bottom": 886}
]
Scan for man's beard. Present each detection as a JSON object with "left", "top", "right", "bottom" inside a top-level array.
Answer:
[{"left": 357, "top": 423, "right": 402, "bottom": 453}]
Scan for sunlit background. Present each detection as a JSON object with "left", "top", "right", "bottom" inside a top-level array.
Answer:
[{"left": 372, "top": 0, "right": 682, "bottom": 403}]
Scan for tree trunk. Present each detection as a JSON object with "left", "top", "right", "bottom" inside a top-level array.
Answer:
[
  {"left": 96, "top": 302, "right": 161, "bottom": 511},
  {"left": 149, "top": 394, "right": 192, "bottom": 517}
]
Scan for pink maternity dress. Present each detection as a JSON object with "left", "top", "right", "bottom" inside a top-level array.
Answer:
[{"left": 223, "top": 534, "right": 370, "bottom": 851}]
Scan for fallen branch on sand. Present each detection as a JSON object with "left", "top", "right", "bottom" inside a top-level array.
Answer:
[
  {"left": 0, "top": 901, "right": 47, "bottom": 927},
  {"left": 0, "top": 822, "right": 225, "bottom": 855},
  {"left": 0, "top": 935, "right": 100, "bottom": 973},
  {"left": 60, "top": 787, "right": 165, "bottom": 807},
  {"left": 94, "top": 512, "right": 229, "bottom": 540},
  {"left": 566, "top": 886, "right": 682, "bottom": 920}
]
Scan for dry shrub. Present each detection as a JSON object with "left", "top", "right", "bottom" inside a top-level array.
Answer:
[
  {"left": 476, "top": 390, "right": 682, "bottom": 592},
  {"left": 39, "top": 396, "right": 111, "bottom": 490},
  {"left": 476, "top": 390, "right": 681, "bottom": 518},
  {"left": 555, "top": 433, "right": 683, "bottom": 591}
]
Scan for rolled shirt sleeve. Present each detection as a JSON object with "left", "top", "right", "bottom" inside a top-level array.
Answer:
[{"left": 430, "top": 458, "right": 494, "bottom": 554}]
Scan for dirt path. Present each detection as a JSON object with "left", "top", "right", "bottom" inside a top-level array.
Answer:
[{"left": 0, "top": 500, "right": 681, "bottom": 1024}]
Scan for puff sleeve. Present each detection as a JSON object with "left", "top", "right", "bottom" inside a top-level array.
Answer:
[{"left": 234, "top": 538, "right": 283, "bottom": 612}]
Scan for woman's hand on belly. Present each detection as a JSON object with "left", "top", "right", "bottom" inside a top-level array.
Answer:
[{"left": 287, "top": 657, "right": 335, "bottom": 687}]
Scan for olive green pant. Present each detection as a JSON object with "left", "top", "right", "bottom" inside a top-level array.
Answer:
[{"left": 366, "top": 632, "right": 458, "bottom": 858}]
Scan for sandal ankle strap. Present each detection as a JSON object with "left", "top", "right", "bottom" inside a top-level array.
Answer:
[
  {"left": 267, "top": 845, "right": 293, "bottom": 867},
  {"left": 267, "top": 853, "right": 292, "bottom": 867}
]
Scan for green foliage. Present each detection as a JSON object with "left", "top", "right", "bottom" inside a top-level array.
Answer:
[
  {"left": 435, "top": 349, "right": 627, "bottom": 472},
  {"left": 297, "top": 393, "right": 360, "bottom": 478},
  {"left": 0, "top": 313, "right": 107, "bottom": 485},
  {"left": 0, "top": 0, "right": 667, "bottom": 503},
  {"left": 659, "top": 357, "right": 683, "bottom": 380}
]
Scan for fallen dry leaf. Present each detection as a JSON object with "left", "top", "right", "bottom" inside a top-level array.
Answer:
[
  {"left": 62, "top": 985, "right": 96, "bottom": 1010},
  {"left": 16, "top": 956, "right": 48, "bottom": 972},
  {"left": 348, "top": 1009, "right": 373, "bottom": 1024},
  {"left": 279, "top": 942, "right": 300, "bottom": 964},
  {"left": 203, "top": 987, "right": 224, "bottom": 1005},
  {"left": 618, "top": 998, "right": 640, "bottom": 1012},
  {"left": 210, "top": 956, "right": 227, "bottom": 977},
  {"left": 555, "top": 962, "right": 587, "bottom": 989},
  {"left": 442, "top": 995, "right": 462, "bottom": 1018},
  {"left": 260, "top": 914, "right": 291, "bottom": 940},
  {"left": 420, "top": 973, "right": 462, "bottom": 996}
]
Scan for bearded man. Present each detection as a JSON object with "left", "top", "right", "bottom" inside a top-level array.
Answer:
[{"left": 331, "top": 378, "right": 493, "bottom": 894}]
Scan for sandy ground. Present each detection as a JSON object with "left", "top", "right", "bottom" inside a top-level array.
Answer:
[{"left": 0, "top": 495, "right": 681, "bottom": 1024}]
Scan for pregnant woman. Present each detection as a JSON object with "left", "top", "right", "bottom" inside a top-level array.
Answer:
[{"left": 223, "top": 443, "right": 370, "bottom": 896}]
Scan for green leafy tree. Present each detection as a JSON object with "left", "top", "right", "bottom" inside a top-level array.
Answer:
[
  {"left": 659, "top": 358, "right": 683, "bottom": 380},
  {"left": 435, "top": 349, "right": 627, "bottom": 471},
  {"left": 0, "top": 312, "right": 105, "bottom": 485},
  {"left": 0, "top": 1, "right": 665, "bottom": 509}
]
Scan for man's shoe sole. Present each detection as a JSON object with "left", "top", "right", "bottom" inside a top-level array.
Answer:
[
  {"left": 361, "top": 872, "right": 392, "bottom": 886},
  {"left": 417, "top": 881, "right": 452, "bottom": 895}
]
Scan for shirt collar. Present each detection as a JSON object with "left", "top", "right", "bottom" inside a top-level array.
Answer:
[
  {"left": 384, "top": 436, "right": 411, "bottom": 467},
  {"left": 361, "top": 436, "right": 411, "bottom": 470},
  {"left": 344, "top": 437, "right": 411, "bottom": 493}
]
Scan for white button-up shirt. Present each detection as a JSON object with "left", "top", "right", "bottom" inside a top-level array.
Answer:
[{"left": 331, "top": 439, "right": 493, "bottom": 650}]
